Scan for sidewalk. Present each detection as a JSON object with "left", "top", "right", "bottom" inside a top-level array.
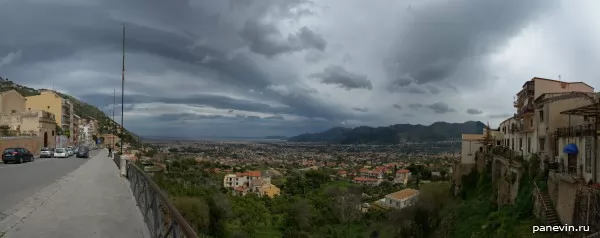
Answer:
[{"left": 1, "top": 150, "right": 150, "bottom": 238}]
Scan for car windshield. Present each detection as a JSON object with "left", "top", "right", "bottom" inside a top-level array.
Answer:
[
  {"left": 3, "top": 148, "right": 17, "bottom": 153},
  {"left": 41, "top": 147, "right": 50, "bottom": 151},
  {"left": 56, "top": 149, "right": 65, "bottom": 153}
]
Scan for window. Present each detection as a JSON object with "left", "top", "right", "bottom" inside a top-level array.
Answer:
[
  {"left": 527, "top": 137, "right": 532, "bottom": 153},
  {"left": 539, "top": 110, "right": 544, "bottom": 122},
  {"left": 539, "top": 138, "right": 545, "bottom": 151},
  {"left": 519, "top": 138, "right": 523, "bottom": 150}
]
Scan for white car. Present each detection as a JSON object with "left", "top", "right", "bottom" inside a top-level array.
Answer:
[{"left": 54, "top": 148, "right": 68, "bottom": 158}]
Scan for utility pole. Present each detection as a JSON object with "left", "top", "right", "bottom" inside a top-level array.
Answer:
[
  {"left": 121, "top": 23, "right": 125, "bottom": 155},
  {"left": 113, "top": 88, "right": 116, "bottom": 148}
]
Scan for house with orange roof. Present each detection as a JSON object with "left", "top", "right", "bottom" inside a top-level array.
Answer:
[
  {"left": 379, "top": 188, "right": 420, "bottom": 209},
  {"left": 394, "top": 169, "right": 411, "bottom": 186}
]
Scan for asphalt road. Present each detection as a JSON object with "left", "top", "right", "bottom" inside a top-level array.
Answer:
[{"left": 0, "top": 150, "right": 103, "bottom": 217}]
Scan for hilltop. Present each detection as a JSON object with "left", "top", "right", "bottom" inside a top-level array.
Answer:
[
  {"left": 287, "top": 121, "right": 486, "bottom": 144},
  {"left": 0, "top": 77, "right": 139, "bottom": 145}
]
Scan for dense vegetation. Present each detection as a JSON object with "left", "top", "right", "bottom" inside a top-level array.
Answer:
[
  {"left": 287, "top": 121, "right": 486, "bottom": 144},
  {"left": 0, "top": 78, "right": 139, "bottom": 145},
  {"left": 151, "top": 158, "right": 457, "bottom": 238}
]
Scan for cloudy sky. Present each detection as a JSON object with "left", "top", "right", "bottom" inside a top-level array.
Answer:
[{"left": 1, "top": 0, "right": 599, "bottom": 138}]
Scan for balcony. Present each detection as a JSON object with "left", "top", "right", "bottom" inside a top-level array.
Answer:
[
  {"left": 556, "top": 124, "right": 597, "bottom": 138},
  {"left": 515, "top": 103, "right": 534, "bottom": 118}
]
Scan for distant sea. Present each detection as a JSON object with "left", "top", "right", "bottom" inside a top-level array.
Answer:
[{"left": 141, "top": 135, "right": 286, "bottom": 142}]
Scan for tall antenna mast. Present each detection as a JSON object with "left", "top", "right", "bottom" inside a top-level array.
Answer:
[
  {"left": 113, "top": 88, "right": 116, "bottom": 148},
  {"left": 120, "top": 23, "right": 125, "bottom": 155}
]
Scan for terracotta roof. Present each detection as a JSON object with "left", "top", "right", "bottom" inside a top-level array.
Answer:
[
  {"left": 396, "top": 169, "right": 410, "bottom": 174},
  {"left": 353, "top": 177, "right": 380, "bottom": 182},
  {"left": 387, "top": 188, "right": 419, "bottom": 200},
  {"left": 338, "top": 170, "right": 347, "bottom": 174},
  {"left": 233, "top": 187, "right": 247, "bottom": 192},
  {"left": 235, "top": 171, "right": 262, "bottom": 177}
]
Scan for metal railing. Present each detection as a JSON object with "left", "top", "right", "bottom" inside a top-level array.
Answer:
[
  {"left": 113, "top": 153, "right": 121, "bottom": 169},
  {"left": 556, "top": 124, "right": 596, "bottom": 137},
  {"left": 125, "top": 162, "right": 198, "bottom": 238}
]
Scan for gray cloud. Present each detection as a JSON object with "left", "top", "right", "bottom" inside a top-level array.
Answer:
[
  {"left": 489, "top": 113, "right": 513, "bottom": 119},
  {"left": 426, "top": 102, "right": 455, "bottom": 114},
  {"left": 311, "top": 65, "right": 372, "bottom": 90},
  {"left": 385, "top": 0, "right": 556, "bottom": 87},
  {"left": 466, "top": 108, "right": 483, "bottom": 115},
  {"left": 0, "top": 0, "right": 570, "bottom": 137},
  {"left": 392, "top": 104, "right": 402, "bottom": 110},
  {"left": 408, "top": 103, "right": 423, "bottom": 110}
]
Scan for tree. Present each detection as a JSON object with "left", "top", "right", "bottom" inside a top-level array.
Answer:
[
  {"left": 0, "top": 125, "right": 10, "bottom": 136},
  {"left": 479, "top": 122, "right": 495, "bottom": 151}
]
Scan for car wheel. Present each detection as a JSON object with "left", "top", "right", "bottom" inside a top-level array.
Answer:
[
  {"left": 19, "top": 157, "right": 23, "bottom": 164},
  {"left": 3, "top": 161, "right": 7, "bottom": 164}
]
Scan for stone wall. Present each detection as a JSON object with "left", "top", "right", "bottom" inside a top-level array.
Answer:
[{"left": 0, "top": 136, "right": 43, "bottom": 155}]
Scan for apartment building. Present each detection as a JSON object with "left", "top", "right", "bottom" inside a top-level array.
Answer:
[
  {"left": 500, "top": 77, "right": 593, "bottom": 158},
  {"left": 73, "top": 114, "right": 80, "bottom": 144},
  {"left": 0, "top": 90, "right": 57, "bottom": 147},
  {"left": 25, "top": 90, "right": 74, "bottom": 135}
]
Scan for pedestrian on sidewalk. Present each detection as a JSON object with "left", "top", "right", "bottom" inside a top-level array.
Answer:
[{"left": 108, "top": 146, "right": 112, "bottom": 157}]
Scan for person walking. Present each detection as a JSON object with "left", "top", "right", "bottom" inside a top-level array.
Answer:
[{"left": 108, "top": 146, "right": 112, "bottom": 157}]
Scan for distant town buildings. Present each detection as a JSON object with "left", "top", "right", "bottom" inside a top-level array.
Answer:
[{"left": 223, "top": 171, "right": 280, "bottom": 198}]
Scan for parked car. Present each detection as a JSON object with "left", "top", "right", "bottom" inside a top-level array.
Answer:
[
  {"left": 76, "top": 147, "right": 90, "bottom": 158},
  {"left": 54, "top": 148, "right": 68, "bottom": 158},
  {"left": 2, "top": 148, "right": 35, "bottom": 164},
  {"left": 40, "top": 147, "right": 54, "bottom": 158},
  {"left": 66, "top": 147, "right": 74, "bottom": 156}
]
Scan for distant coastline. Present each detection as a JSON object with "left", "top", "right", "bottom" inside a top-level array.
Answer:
[{"left": 141, "top": 135, "right": 287, "bottom": 142}]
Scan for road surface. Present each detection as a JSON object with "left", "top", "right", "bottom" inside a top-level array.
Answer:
[{"left": 0, "top": 150, "right": 101, "bottom": 220}]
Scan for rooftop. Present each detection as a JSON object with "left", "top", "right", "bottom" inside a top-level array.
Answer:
[{"left": 386, "top": 188, "right": 419, "bottom": 201}]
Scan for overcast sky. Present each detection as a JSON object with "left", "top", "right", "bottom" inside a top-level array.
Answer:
[{"left": 1, "top": 0, "right": 599, "bottom": 138}]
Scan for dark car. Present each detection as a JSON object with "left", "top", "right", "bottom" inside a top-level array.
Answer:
[
  {"left": 2, "top": 148, "right": 35, "bottom": 164},
  {"left": 76, "top": 147, "right": 90, "bottom": 158}
]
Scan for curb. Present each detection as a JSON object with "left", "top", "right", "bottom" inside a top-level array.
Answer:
[{"left": 0, "top": 157, "right": 90, "bottom": 233}]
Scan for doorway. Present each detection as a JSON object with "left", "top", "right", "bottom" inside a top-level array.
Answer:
[{"left": 43, "top": 132, "right": 48, "bottom": 147}]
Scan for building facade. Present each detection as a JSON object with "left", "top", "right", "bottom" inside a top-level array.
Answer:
[
  {"left": 499, "top": 77, "right": 594, "bottom": 158},
  {"left": 25, "top": 90, "right": 74, "bottom": 136},
  {"left": 0, "top": 90, "right": 57, "bottom": 148}
]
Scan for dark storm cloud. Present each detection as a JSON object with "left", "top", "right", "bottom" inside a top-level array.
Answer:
[
  {"left": 426, "top": 102, "right": 455, "bottom": 114},
  {"left": 0, "top": 0, "right": 354, "bottom": 128},
  {"left": 311, "top": 65, "right": 372, "bottom": 90},
  {"left": 385, "top": 0, "right": 555, "bottom": 87},
  {"left": 352, "top": 107, "right": 369, "bottom": 112},
  {"left": 466, "top": 108, "right": 483, "bottom": 115},
  {"left": 392, "top": 104, "right": 402, "bottom": 110},
  {"left": 240, "top": 21, "right": 326, "bottom": 57},
  {"left": 402, "top": 113, "right": 415, "bottom": 117}
]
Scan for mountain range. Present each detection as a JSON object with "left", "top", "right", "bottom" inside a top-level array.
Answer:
[{"left": 287, "top": 121, "right": 486, "bottom": 144}]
